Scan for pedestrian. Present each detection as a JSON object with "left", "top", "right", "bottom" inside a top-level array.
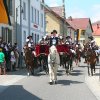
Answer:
[
  {"left": 10, "top": 48, "right": 16, "bottom": 71},
  {"left": 0, "top": 48, "right": 6, "bottom": 75}
]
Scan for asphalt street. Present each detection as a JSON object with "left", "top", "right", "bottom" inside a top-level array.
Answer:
[{"left": 0, "top": 63, "right": 98, "bottom": 100}]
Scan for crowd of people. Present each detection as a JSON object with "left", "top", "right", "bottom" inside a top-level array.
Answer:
[
  {"left": 25, "top": 29, "right": 100, "bottom": 57},
  {"left": 0, "top": 37, "right": 19, "bottom": 75},
  {"left": 0, "top": 29, "right": 99, "bottom": 75}
]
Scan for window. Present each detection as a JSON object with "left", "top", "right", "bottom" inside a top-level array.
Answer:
[
  {"left": 23, "top": 2, "right": 26, "bottom": 20},
  {"left": 2, "top": 27, "right": 12, "bottom": 43},
  {"left": 8, "top": 29, "right": 12, "bottom": 43},
  {"left": 23, "top": 31, "right": 26, "bottom": 45},
  {"left": 6, "top": 0, "right": 13, "bottom": 15},
  {"left": 81, "top": 30, "right": 85, "bottom": 35},
  {"left": 35, "top": 34, "right": 36, "bottom": 44},
  {"left": 31, "top": 6, "right": 34, "bottom": 22},
  {"left": 37, "top": 10, "right": 39, "bottom": 25},
  {"left": 41, "top": 13, "right": 43, "bottom": 27},
  {"left": 35, "top": 9, "right": 36, "bottom": 23},
  {"left": 32, "top": 33, "right": 34, "bottom": 41},
  {"left": 41, "top": 4, "right": 43, "bottom": 10},
  {"left": 37, "top": 35, "right": 39, "bottom": 43}
]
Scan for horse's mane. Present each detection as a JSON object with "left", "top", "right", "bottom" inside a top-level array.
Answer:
[{"left": 49, "top": 45, "right": 57, "bottom": 53}]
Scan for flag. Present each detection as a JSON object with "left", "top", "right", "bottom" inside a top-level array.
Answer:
[{"left": 0, "top": 0, "right": 11, "bottom": 25}]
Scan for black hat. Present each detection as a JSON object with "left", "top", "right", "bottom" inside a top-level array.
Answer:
[
  {"left": 53, "top": 30, "right": 57, "bottom": 34},
  {"left": 51, "top": 32, "right": 53, "bottom": 34},
  {"left": 27, "top": 35, "right": 32, "bottom": 39},
  {"left": 66, "top": 36, "right": 71, "bottom": 39},
  {"left": 88, "top": 36, "right": 93, "bottom": 40}
]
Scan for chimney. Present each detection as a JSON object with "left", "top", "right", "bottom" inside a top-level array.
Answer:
[
  {"left": 68, "top": 16, "right": 72, "bottom": 21},
  {"left": 97, "top": 24, "right": 99, "bottom": 29}
]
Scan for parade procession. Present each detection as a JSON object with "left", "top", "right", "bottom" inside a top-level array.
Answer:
[
  {"left": 23, "top": 29, "right": 100, "bottom": 84},
  {"left": 1, "top": 0, "right": 100, "bottom": 100}
]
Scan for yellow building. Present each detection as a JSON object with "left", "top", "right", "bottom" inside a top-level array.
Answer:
[{"left": 44, "top": 6, "right": 68, "bottom": 37}]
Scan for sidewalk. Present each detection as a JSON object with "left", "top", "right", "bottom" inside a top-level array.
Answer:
[
  {"left": 0, "top": 68, "right": 27, "bottom": 93},
  {"left": 85, "top": 64, "right": 100, "bottom": 100}
]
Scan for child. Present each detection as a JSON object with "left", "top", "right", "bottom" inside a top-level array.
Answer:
[
  {"left": 10, "top": 48, "right": 16, "bottom": 71},
  {"left": 0, "top": 48, "right": 6, "bottom": 75}
]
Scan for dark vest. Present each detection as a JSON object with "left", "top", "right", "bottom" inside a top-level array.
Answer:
[{"left": 50, "top": 37, "right": 58, "bottom": 46}]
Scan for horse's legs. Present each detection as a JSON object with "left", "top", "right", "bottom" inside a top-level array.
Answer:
[
  {"left": 87, "top": 63, "right": 90, "bottom": 76},
  {"left": 52, "top": 66, "right": 57, "bottom": 84},
  {"left": 93, "top": 63, "right": 96, "bottom": 73},
  {"left": 48, "top": 64, "right": 53, "bottom": 83},
  {"left": 91, "top": 67, "right": 93, "bottom": 76},
  {"left": 65, "top": 62, "right": 69, "bottom": 75},
  {"left": 69, "top": 58, "right": 73, "bottom": 71}
]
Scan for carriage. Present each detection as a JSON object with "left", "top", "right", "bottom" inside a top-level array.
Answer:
[
  {"left": 23, "top": 43, "right": 74, "bottom": 75},
  {"left": 35, "top": 44, "right": 73, "bottom": 74}
]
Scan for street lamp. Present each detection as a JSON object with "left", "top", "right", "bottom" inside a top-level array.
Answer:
[{"left": 16, "top": 5, "right": 23, "bottom": 43}]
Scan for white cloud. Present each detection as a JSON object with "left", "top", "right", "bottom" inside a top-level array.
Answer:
[
  {"left": 93, "top": 4, "right": 100, "bottom": 10},
  {"left": 91, "top": 13, "right": 100, "bottom": 23},
  {"left": 91, "top": 4, "right": 100, "bottom": 22},
  {"left": 66, "top": 9, "right": 87, "bottom": 18},
  {"left": 46, "top": 0, "right": 59, "bottom": 7}
]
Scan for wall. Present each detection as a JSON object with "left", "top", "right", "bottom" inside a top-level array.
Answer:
[{"left": 94, "top": 36, "right": 100, "bottom": 46}]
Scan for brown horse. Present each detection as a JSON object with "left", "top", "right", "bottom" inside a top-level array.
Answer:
[
  {"left": 75, "top": 46, "right": 81, "bottom": 66},
  {"left": 83, "top": 43, "right": 97, "bottom": 76},
  {"left": 23, "top": 45, "right": 37, "bottom": 75}
]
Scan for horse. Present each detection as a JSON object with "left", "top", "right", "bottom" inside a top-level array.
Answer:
[
  {"left": 83, "top": 43, "right": 97, "bottom": 76},
  {"left": 48, "top": 45, "right": 60, "bottom": 85},
  {"left": 35, "top": 44, "right": 49, "bottom": 74},
  {"left": 61, "top": 50, "right": 75, "bottom": 75},
  {"left": 37, "top": 53, "right": 49, "bottom": 74},
  {"left": 23, "top": 45, "right": 37, "bottom": 76},
  {"left": 75, "top": 45, "right": 82, "bottom": 66}
]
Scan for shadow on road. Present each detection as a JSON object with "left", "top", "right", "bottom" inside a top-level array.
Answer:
[
  {"left": 70, "top": 70, "right": 83, "bottom": 76},
  {"left": 0, "top": 85, "right": 42, "bottom": 100},
  {"left": 57, "top": 80, "right": 83, "bottom": 86}
]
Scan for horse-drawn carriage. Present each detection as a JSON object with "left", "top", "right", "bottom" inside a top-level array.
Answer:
[
  {"left": 35, "top": 44, "right": 74, "bottom": 74},
  {"left": 23, "top": 43, "right": 75, "bottom": 76}
]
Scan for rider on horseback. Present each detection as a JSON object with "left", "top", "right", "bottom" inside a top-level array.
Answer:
[
  {"left": 88, "top": 36, "right": 99, "bottom": 63},
  {"left": 50, "top": 30, "right": 59, "bottom": 46},
  {"left": 64, "top": 36, "right": 72, "bottom": 45}
]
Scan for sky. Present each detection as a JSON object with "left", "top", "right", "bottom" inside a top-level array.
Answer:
[{"left": 45, "top": 0, "right": 100, "bottom": 23}]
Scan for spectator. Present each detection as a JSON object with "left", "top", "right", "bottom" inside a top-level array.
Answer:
[
  {"left": 0, "top": 48, "right": 6, "bottom": 75},
  {"left": 10, "top": 48, "right": 16, "bottom": 71}
]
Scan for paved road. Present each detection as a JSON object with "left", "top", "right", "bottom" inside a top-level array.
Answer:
[{"left": 0, "top": 64, "right": 97, "bottom": 100}]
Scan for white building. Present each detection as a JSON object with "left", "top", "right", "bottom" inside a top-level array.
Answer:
[{"left": 15, "top": 0, "right": 45, "bottom": 51}]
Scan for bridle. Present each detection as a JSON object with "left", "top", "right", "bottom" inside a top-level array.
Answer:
[{"left": 50, "top": 53, "right": 56, "bottom": 66}]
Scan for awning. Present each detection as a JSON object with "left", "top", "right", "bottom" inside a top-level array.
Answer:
[{"left": 0, "top": 0, "right": 11, "bottom": 25}]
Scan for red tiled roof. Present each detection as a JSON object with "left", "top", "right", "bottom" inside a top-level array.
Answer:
[
  {"left": 50, "top": 6, "right": 63, "bottom": 17},
  {"left": 92, "top": 23, "right": 100, "bottom": 36},
  {"left": 66, "top": 18, "right": 90, "bottom": 30}
]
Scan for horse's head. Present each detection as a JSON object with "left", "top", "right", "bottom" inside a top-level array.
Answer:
[
  {"left": 23, "top": 46, "right": 32, "bottom": 55},
  {"left": 49, "top": 45, "right": 57, "bottom": 64}
]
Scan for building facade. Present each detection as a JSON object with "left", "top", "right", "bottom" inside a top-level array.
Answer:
[
  {"left": 66, "top": 17, "right": 93, "bottom": 44},
  {"left": 92, "top": 22, "right": 100, "bottom": 46},
  {"left": 45, "top": 5, "right": 68, "bottom": 37},
  {"left": 15, "top": 0, "right": 45, "bottom": 51}
]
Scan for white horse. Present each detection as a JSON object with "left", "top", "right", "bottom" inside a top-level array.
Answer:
[{"left": 48, "top": 45, "right": 60, "bottom": 85}]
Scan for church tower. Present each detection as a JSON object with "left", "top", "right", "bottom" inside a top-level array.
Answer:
[{"left": 62, "top": 0, "right": 66, "bottom": 19}]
